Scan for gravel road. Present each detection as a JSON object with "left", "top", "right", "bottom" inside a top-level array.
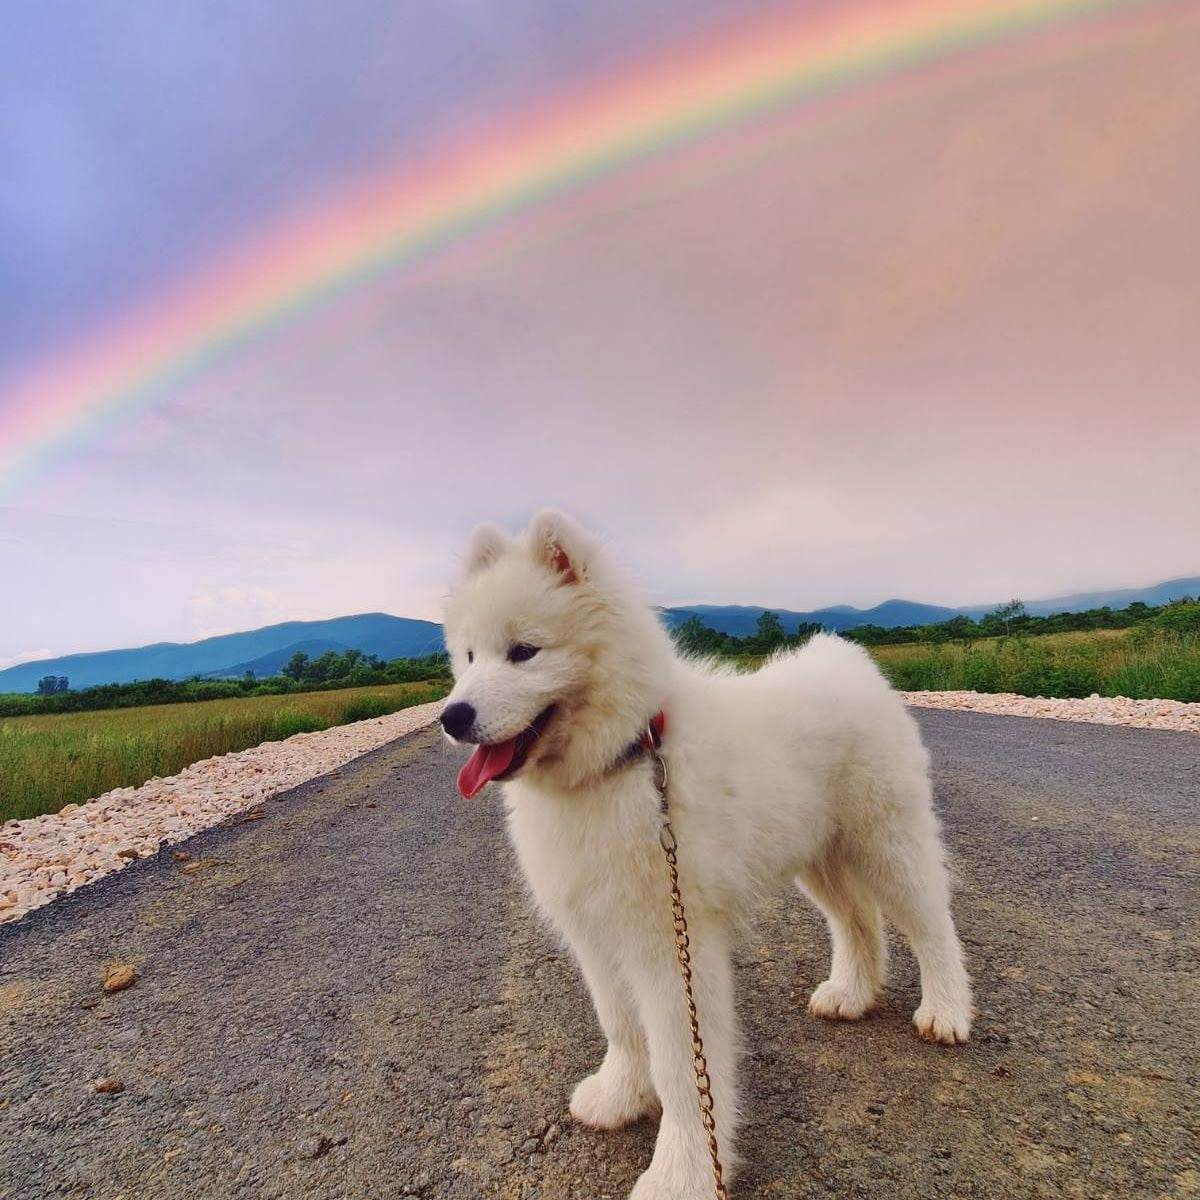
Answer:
[{"left": 1, "top": 711, "right": 1197, "bottom": 1200}]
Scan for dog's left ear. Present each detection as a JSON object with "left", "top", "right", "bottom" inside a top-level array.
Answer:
[
  {"left": 463, "top": 523, "right": 509, "bottom": 576},
  {"left": 528, "top": 510, "right": 594, "bottom": 585}
]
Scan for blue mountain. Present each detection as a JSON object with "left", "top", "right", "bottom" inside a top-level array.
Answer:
[
  {"left": 200, "top": 638, "right": 353, "bottom": 679},
  {"left": 659, "top": 576, "right": 1200, "bottom": 638},
  {"left": 2, "top": 577, "right": 1195, "bottom": 693},
  {"left": 0, "top": 613, "right": 444, "bottom": 693},
  {"left": 662, "top": 600, "right": 961, "bottom": 636},
  {"left": 1019, "top": 576, "right": 1200, "bottom": 616}
]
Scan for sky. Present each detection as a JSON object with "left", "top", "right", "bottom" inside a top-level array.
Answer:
[{"left": 1, "top": 0, "right": 1198, "bottom": 665}]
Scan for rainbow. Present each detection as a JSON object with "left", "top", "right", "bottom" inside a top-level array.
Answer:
[{"left": 0, "top": 0, "right": 1142, "bottom": 495}]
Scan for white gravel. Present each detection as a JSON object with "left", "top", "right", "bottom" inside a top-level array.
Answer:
[
  {"left": 901, "top": 690, "right": 1200, "bottom": 735},
  {"left": 3, "top": 690, "right": 1197, "bottom": 929},
  {"left": 0, "top": 701, "right": 442, "bottom": 927}
]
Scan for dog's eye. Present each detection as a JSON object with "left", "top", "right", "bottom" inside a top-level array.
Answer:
[
  {"left": 467, "top": 650, "right": 474, "bottom": 664},
  {"left": 507, "top": 644, "right": 539, "bottom": 664}
]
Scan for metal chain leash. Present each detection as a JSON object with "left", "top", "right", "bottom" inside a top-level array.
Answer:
[{"left": 647, "top": 724, "right": 730, "bottom": 1200}]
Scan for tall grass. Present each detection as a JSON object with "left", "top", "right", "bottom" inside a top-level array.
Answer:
[
  {"left": 870, "top": 629, "right": 1200, "bottom": 702},
  {"left": 0, "top": 681, "right": 449, "bottom": 823}
]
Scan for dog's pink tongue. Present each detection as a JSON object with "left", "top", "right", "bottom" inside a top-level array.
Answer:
[{"left": 457, "top": 738, "right": 518, "bottom": 799}]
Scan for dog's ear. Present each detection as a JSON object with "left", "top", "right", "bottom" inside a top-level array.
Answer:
[
  {"left": 528, "top": 510, "right": 594, "bottom": 585},
  {"left": 463, "top": 523, "right": 509, "bottom": 576}
]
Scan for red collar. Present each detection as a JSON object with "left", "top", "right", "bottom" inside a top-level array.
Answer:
[
  {"left": 610, "top": 710, "right": 667, "bottom": 775},
  {"left": 641, "top": 710, "right": 666, "bottom": 752}
]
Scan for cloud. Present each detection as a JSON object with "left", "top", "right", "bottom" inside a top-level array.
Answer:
[{"left": 2, "top": 6, "right": 1198, "bottom": 658}]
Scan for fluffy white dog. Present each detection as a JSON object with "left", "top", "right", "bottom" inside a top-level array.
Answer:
[{"left": 441, "top": 511, "right": 972, "bottom": 1199}]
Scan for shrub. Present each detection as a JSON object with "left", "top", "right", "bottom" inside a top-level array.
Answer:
[
  {"left": 267, "top": 708, "right": 327, "bottom": 739},
  {"left": 342, "top": 695, "right": 395, "bottom": 722},
  {"left": 1154, "top": 601, "right": 1200, "bottom": 635}
]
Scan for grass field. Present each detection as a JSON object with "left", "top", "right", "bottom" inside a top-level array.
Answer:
[
  {"left": 0, "top": 680, "right": 449, "bottom": 824},
  {"left": 870, "top": 629, "right": 1200, "bottom": 702},
  {"left": 6, "top": 627, "right": 1196, "bottom": 825}
]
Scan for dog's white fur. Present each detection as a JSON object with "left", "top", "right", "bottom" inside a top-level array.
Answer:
[{"left": 442, "top": 512, "right": 972, "bottom": 1199}]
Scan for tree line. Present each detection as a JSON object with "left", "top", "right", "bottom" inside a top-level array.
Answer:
[
  {"left": 10, "top": 597, "right": 1197, "bottom": 716},
  {"left": 4, "top": 652, "right": 451, "bottom": 717},
  {"left": 840, "top": 597, "right": 1198, "bottom": 647},
  {"left": 672, "top": 611, "right": 823, "bottom": 657},
  {"left": 671, "top": 597, "right": 1199, "bottom": 658}
]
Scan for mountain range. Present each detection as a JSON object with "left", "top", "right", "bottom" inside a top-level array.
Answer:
[
  {"left": 0, "top": 614, "right": 443, "bottom": 693},
  {"left": 661, "top": 577, "right": 1200, "bottom": 637},
  {"left": 2, "top": 577, "right": 1196, "bottom": 693}
]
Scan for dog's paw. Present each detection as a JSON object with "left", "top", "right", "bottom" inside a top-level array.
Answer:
[
  {"left": 570, "top": 1068, "right": 658, "bottom": 1130},
  {"left": 628, "top": 1167, "right": 713, "bottom": 1200},
  {"left": 913, "top": 1000, "right": 972, "bottom": 1044},
  {"left": 808, "top": 978, "right": 876, "bottom": 1021}
]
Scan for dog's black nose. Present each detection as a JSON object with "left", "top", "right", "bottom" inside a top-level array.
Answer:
[{"left": 440, "top": 701, "right": 476, "bottom": 741}]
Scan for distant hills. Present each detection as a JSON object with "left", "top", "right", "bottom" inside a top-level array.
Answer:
[
  {"left": 661, "top": 599, "right": 961, "bottom": 636},
  {"left": 2, "top": 577, "right": 1196, "bottom": 693},
  {"left": 0, "top": 614, "right": 443, "bottom": 693},
  {"left": 660, "top": 577, "right": 1200, "bottom": 636}
]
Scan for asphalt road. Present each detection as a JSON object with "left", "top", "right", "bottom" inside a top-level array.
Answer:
[{"left": 1, "top": 711, "right": 1197, "bottom": 1200}]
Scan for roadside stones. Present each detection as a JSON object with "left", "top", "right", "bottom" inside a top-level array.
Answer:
[
  {"left": 517, "top": 1118, "right": 562, "bottom": 1159},
  {"left": 902, "top": 690, "right": 1200, "bottom": 735},
  {"left": 298, "top": 1134, "right": 329, "bottom": 1159},
  {"left": 178, "top": 860, "right": 215, "bottom": 875},
  {"left": 0, "top": 701, "right": 444, "bottom": 927},
  {"left": 101, "top": 963, "right": 138, "bottom": 993}
]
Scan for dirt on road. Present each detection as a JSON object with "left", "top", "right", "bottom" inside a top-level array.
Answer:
[{"left": 1, "top": 712, "right": 1197, "bottom": 1199}]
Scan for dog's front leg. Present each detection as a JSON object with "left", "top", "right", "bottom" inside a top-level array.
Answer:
[
  {"left": 566, "top": 933, "right": 660, "bottom": 1129},
  {"left": 626, "top": 917, "right": 740, "bottom": 1200}
]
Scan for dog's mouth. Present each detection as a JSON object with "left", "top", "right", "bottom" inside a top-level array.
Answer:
[{"left": 456, "top": 705, "right": 556, "bottom": 799}]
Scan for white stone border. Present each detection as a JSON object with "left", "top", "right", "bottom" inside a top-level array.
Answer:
[
  {"left": 902, "top": 690, "right": 1200, "bottom": 735},
  {"left": 4, "top": 690, "right": 1197, "bottom": 928},
  {"left": 0, "top": 702, "right": 443, "bottom": 926}
]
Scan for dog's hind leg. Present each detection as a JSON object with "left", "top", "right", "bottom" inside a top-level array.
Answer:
[
  {"left": 797, "top": 850, "right": 887, "bottom": 1021},
  {"left": 567, "top": 935, "right": 659, "bottom": 1130},
  {"left": 854, "top": 816, "right": 973, "bottom": 1045}
]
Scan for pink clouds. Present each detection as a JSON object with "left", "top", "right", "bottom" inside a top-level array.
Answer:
[{"left": 3, "top": 2, "right": 1197, "bottom": 657}]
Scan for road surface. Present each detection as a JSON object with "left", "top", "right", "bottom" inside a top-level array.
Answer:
[{"left": 1, "top": 711, "right": 1197, "bottom": 1199}]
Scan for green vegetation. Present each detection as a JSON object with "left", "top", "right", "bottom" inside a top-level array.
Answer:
[
  {"left": 673, "top": 600, "right": 1200, "bottom": 703},
  {"left": 0, "top": 651, "right": 450, "bottom": 717},
  {"left": 840, "top": 598, "right": 1177, "bottom": 646},
  {"left": 0, "top": 680, "right": 449, "bottom": 824},
  {"left": 673, "top": 611, "right": 822, "bottom": 657},
  {"left": 6, "top": 598, "right": 1196, "bottom": 823},
  {"left": 872, "top": 627, "right": 1199, "bottom": 701}
]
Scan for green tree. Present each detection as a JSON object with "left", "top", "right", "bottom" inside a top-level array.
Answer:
[
  {"left": 282, "top": 652, "right": 309, "bottom": 681},
  {"left": 942, "top": 615, "right": 976, "bottom": 643},
  {"left": 673, "top": 615, "right": 709, "bottom": 654},
  {"left": 990, "top": 599, "right": 1027, "bottom": 636},
  {"left": 753, "top": 610, "right": 786, "bottom": 652}
]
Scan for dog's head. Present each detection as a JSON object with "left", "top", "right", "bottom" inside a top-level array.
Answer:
[{"left": 441, "top": 510, "right": 672, "bottom": 796}]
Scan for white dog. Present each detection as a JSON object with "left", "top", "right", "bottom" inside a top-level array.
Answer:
[{"left": 441, "top": 511, "right": 972, "bottom": 1199}]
